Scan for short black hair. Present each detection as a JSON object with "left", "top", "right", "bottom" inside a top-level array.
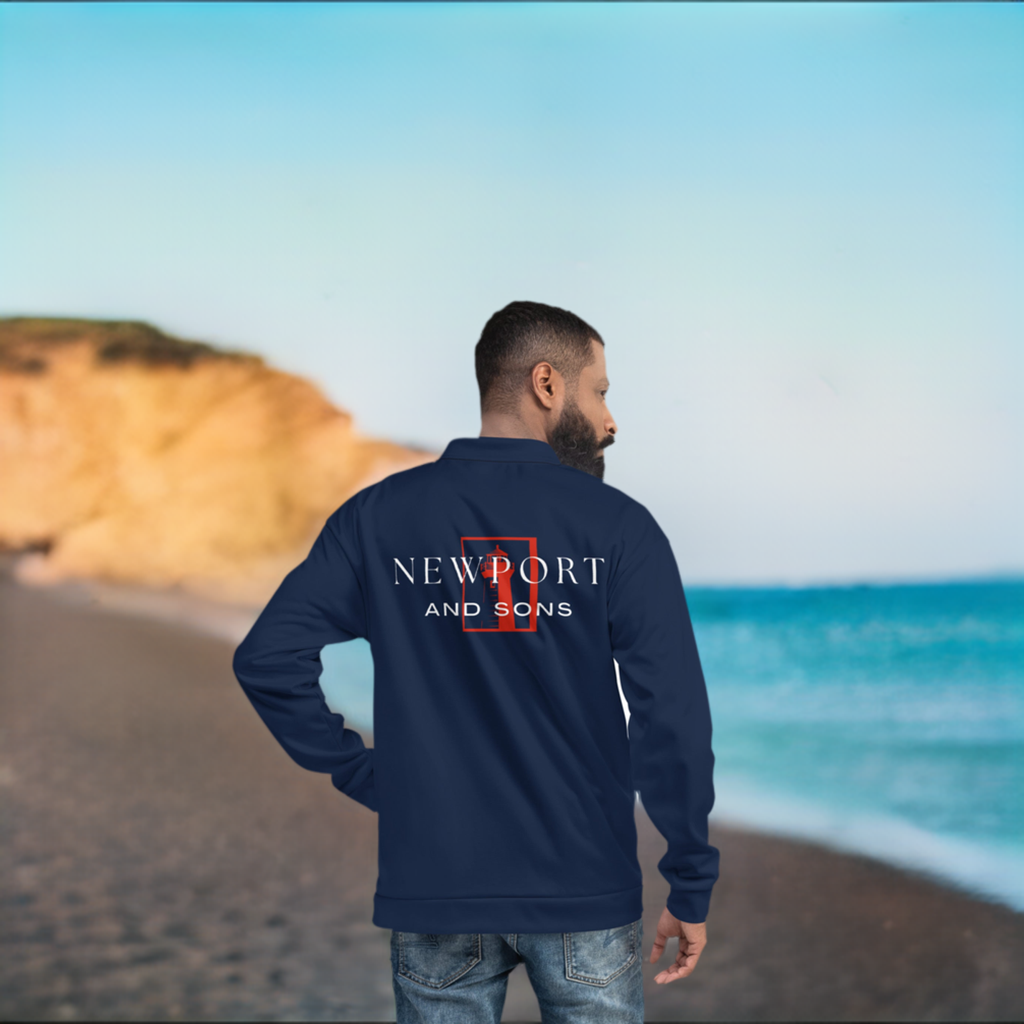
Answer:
[{"left": 475, "top": 301, "right": 604, "bottom": 415}]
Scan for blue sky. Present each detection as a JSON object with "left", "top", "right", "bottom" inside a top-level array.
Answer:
[{"left": 1, "top": 2, "right": 1021, "bottom": 584}]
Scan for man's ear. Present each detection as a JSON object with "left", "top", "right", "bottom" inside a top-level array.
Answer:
[{"left": 532, "top": 361, "right": 559, "bottom": 408}]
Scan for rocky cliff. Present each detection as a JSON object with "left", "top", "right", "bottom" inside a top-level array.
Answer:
[{"left": 0, "top": 317, "right": 439, "bottom": 604}]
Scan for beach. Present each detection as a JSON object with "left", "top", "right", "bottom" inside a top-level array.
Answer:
[{"left": 2, "top": 554, "right": 1023, "bottom": 1022}]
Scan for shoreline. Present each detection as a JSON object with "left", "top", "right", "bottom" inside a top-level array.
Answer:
[{"left": 3, "top": 553, "right": 1023, "bottom": 1020}]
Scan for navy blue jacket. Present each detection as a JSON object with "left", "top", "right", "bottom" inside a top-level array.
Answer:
[{"left": 232, "top": 435, "right": 719, "bottom": 933}]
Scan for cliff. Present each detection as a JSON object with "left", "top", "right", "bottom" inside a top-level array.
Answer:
[{"left": 0, "top": 317, "right": 439, "bottom": 605}]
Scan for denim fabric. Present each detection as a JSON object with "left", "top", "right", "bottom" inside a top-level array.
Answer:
[{"left": 391, "top": 917, "right": 644, "bottom": 1023}]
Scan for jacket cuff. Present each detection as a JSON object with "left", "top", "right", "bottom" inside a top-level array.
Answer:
[{"left": 666, "top": 887, "right": 712, "bottom": 924}]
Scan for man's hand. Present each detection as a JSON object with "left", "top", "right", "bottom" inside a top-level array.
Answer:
[{"left": 649, "top": 906, "right": 707, "bottom": 984}]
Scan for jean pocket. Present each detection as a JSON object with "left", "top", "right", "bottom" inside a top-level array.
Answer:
[
  {"left": 564, "top": 918, "right": 640, "bottom": 987},
  {"left": 393, "top": 931, "right": 483, "bottom": 989}
]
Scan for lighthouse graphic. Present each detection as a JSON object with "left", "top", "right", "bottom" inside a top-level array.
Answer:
[{"left": 460, "top": 536, "right": 539, "bottom": 632}]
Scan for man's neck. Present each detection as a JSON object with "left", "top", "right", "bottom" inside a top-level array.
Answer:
[{"left": 477, "top": 414, "right": 548, "bottom": 445}]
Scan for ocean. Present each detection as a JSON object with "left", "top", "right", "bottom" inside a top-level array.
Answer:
[{"left": 320, "top": 578, "right": 1024, "bottom": 913}]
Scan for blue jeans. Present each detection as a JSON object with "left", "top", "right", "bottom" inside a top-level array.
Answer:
[{"left": 390, "top": 917, "right": 644, "bottom": 1023}]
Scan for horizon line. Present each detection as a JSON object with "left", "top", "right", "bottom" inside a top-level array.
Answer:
[{"left": 683, "top": 570, "right": 1024, "bottom": 591}]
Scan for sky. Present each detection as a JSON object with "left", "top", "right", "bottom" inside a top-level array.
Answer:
[{"left": 1, "top": 2, "right": 1021, "bottom": 585}]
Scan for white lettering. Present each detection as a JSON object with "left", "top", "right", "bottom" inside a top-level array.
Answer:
[
  {"left": 519, "top": 555, "right": 548, "bottom": 584},
  {"left": 449, "top": 556, "right": 482, "bottom": 583},
  {"left": 557, "top": 557, "right": 577, "bottom": 584},
  {"left": 487, "top": 555, "right": 511, "bottom": 576}
]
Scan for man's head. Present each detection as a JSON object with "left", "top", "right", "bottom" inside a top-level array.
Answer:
[{"left": 475, "top": 300, "right": 617, "bottom": 479}]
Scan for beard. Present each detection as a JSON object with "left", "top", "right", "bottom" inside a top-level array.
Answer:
[{"left": 547, "top": 396, "right": 613, "bottom": 479}]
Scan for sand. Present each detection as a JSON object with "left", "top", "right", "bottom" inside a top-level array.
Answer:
[{"left": 2, "top": 553, "right": 1023, "bottom": 1022}]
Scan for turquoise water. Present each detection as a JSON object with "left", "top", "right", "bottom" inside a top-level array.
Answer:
[
  {"left": 689, "top": 579, "right": 1024, "bottom": 912},
  {"left": 320, "top": 578, "right": 1024, "bottom": 912}
]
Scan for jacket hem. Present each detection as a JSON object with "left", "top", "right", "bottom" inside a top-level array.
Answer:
[{"left": 372, "top": 885, "right": 644, "bottom": 933}]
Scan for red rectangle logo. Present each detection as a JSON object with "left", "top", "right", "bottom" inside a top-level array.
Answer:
[{"left": 460, "top": 536, "right": 539, "bottom": 632}]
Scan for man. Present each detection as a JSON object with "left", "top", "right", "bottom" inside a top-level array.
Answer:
[{"left": 232, "top": 300, "right": 720, "bottom": 1022}]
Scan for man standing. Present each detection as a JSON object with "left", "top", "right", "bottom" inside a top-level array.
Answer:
[{"left": 233, "top": 300, "right": 720, "bottom": 1022}]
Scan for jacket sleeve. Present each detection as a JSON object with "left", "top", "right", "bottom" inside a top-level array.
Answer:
[
  {"left": 608, "top": 501, "right": 719, "bottom": 923},
  {"left": 232, "top": 500, "right": 377, "bottom": 812}
]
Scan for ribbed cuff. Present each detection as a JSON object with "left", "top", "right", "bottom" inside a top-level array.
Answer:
[{"left": 666, "top": 887, "right": 712, "bottom": 924}]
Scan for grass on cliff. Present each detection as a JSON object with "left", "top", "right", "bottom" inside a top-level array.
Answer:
[{"left": 0, "top": 317, "right": 263, "bottom": 374}]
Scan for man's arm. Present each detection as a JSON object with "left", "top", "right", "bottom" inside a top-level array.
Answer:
[
  {"left": 608, "top": 501, "right": 719, "bottom": 923},
  {"left": 232, "top": 500, "right": 377, "bottom": 811}
]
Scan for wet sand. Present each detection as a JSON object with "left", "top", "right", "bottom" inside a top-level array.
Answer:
[{"left": 2, "top": 556, "right": 1023, "bottom": 1021}]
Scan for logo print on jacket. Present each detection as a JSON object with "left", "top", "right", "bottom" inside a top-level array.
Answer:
[
  {"left": 393, "top": 538, "right": 605, "bottom": 629},
  {"left": 461, "top": 536, "right": 539, "bottom": 632}
]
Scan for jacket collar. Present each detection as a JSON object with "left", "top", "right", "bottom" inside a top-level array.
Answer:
[{"left": 440, "top": 435, "right": 563, "bottom": 466}]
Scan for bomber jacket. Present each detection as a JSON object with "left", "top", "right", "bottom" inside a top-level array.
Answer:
[{"left": 232, "top": 434, "right": 720, "bottom": 933}]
